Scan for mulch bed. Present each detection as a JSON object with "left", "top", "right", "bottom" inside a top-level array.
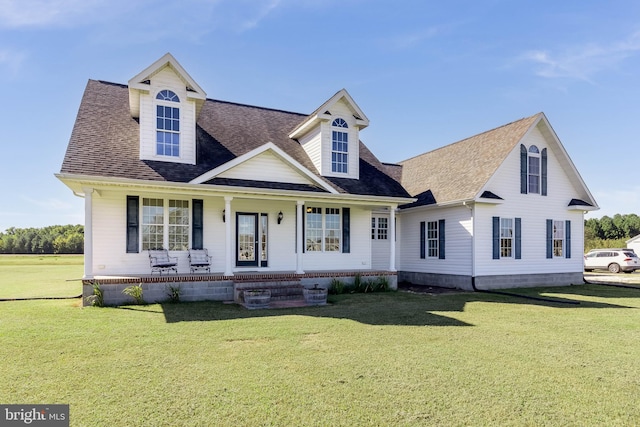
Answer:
[{"left": 397, "top": 282, "right": 463, "bottom": 295}]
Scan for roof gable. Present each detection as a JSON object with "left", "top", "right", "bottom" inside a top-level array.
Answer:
[
  {"left": 289, "top": 88, "right": 369, "bottom": 139},
  {"left": 399, "top": 114, "right": 540, "bottom": 204},
  {"left": 399, "top": 112, "right": 598, "bottom": 209},
  {"left": 190, "top": 142, "right": 338, "bottom": 193},
  {"left": 128, "top": 53, "right": 207, "bottom": 118}
]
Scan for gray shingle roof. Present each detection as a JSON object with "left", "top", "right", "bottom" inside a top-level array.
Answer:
[
  {"left": 60, "top": 79, "right": 410, "bottom": 199},
  {"left": 398, "top": 114, "right": 541, "bottom": 205}
]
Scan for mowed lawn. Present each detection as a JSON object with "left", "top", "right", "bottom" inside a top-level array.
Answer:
[
  {"left": 1, "top": 257, "right": 639, "bottom": 426},
  {"left": 0, "top": 255, "right": 83, "bottom": 298}
]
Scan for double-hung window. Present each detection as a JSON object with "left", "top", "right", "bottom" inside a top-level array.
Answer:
[
  {"left": 427, "top": 221, "right": 439, "bottom": 257},
  {"left": 547, "top": 219, "right": 571, "bottom": 259},
  {"left": 306, "top": 207, "right": 341, "bottom": 252},
  {"left": 492, "top": 216, "right": 521, "bottom": 259},
  {"left": 553, "top": 220, "right": 564, "bottom": 257},
  {"left": 156, "top": 90, "right": 180, "bottom": 157},
  {"left": 500, "top": 218, "right": 514, "bottom": 258},
  {"left": 142, "top": 198, "right": 189, "bottom": 251},
  {"left": 331, "top": 118, "right": 348, "bottom": 173},
  {"left": 371, "top": 217, "right": 388, "bottom": 240}
]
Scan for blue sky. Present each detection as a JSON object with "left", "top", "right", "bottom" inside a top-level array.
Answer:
[{"left": 1, "top": 0, "right": 639, "bottom": 232}]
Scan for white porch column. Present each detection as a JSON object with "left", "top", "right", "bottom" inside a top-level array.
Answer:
[
  {"left": 296, "top": 200, "right": 305, "bottom": 274},
  {"left": 83, "top": 187, "right": 93, "bottom": 279},
  {"left": 389, "top": 205, "right": 397, "bottom": 272},
  {"left": 224, "top": 196, "right": 234, "bottom": 276}
]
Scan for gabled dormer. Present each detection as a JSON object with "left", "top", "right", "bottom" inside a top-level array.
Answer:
[
  {"left": 289, "top": 89, "right": 369, "bottom": 180},
  {"left": 128, "top": 53, "right": 207, "bottom": 165}
]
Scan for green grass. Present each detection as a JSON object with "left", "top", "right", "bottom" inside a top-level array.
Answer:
[
  {"left": 1, "top": 282, "right": 639, "bottom": 426},
  {"left": 0, "top": 255, "right": 83, "bottom": 299}
]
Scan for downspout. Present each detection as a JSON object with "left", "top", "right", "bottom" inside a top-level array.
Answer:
[{"left": 463, "top": 201, "right": 475, "bottom": 291}]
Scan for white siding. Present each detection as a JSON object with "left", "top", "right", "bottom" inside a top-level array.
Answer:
[
  {"left": 139, "top": 67, "right": 196, "bottom": 165},
  {"left": 397, "top": 206, "right": 473, "bottom": 275},
  {"left": 218, "top": 151, "right": 314, "bottom": 184},
  {"left": 299, "top": 127, "right": 322, "bottom": 174},
  {"left": 475, "top": 127, "right": 585, "bottom": 276}
]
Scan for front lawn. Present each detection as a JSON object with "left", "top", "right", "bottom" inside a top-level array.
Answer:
[
  {"left": 0, "top": 255, "right": 83, "bottom": 299},
  {"left": 1, "top": 284, "right": 639, "bottom": 426}
]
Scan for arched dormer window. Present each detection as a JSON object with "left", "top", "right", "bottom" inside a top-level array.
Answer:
[
  {"left": 528, "top": 145, "right": 540, "bottom": 193},
  {"left": 156, "top": 90, "right": 180, "bottom": 157},
  {"left": 520, "top": 144, "right": 547, "bottom": 195},
  {"left": 331, "top": 118, "right": 348, "bottom": 173}
]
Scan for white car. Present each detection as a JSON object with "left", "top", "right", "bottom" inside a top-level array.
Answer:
[{"left": 584, "top": 249, "right": 640, "bottom": 273}]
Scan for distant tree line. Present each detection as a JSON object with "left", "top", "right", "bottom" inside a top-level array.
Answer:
[
  {"left": 0, "top": 225, "right": 84, "bottom": 254},
  {"left": 584, "top": 214, "right": 640, "bottom": 251}
]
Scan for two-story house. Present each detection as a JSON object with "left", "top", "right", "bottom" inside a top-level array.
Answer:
[{"left": 57, "top": 53, "right": 598, "bottom": 305}]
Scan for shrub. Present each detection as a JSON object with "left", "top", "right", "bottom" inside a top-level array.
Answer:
[
  {"left": 85, "top": 282, "right": 104, "bottom": 307},
  {"left": 166, "top": 285, "right": 181, "bottom": 303},
  {"left": 329, "top": 278, "right": 345, "bottom": 295},
  {"left": 122, "top": 284, "right": 145, "bottom": 305}
]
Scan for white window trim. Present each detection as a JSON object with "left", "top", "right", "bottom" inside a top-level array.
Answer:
[
  {"left": 306, "top": 206, "right": 341, "bottom": 252},
  {"left": 500, "top": 218, "right": 514, "bottom": 258},
  {"left": 142, "top": 197, "right": 190, "bottom": 251}
]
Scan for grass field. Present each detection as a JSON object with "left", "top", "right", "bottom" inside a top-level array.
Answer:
[
  {"left": 0, "top": 255, "right": 83, "bottom": 299},
  {"left": 1, "top": 256, "right": 639, "bottom": 426}
]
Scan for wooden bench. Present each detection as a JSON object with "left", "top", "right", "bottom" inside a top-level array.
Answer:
[
  {"left": 148, "top": 249, "right": 178, "bottom": 275},
  {"left": 188, "top": 248, "right": 212, "bottom": 273}
]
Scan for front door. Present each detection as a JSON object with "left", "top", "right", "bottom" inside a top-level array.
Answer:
[{"left": 236, "top": 213, "right": 268, "bottom": 267}]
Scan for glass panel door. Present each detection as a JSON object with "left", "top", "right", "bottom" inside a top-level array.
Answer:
[
  {"left": 260, "top": 214, "right": 268, "bottom": 267},
  {"left": 237, "top": 213, "right": 258, "bottom": 267}
]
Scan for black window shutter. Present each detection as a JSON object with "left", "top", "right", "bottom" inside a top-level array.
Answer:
[
  {"left": 438, "top": 219, "right": 446, "bottom": 259},
  {"left": 126, "top": 196, "right": 139, "bottom": 253},
  {"left": 342, "top": 208, "right": 350, "bottom": 253},
  {"left": 420, "top": 221, "right": 426, "bottom": 259},
  {"left": 515, "top": 218, "right": 522, "bottom": 259},
  {"left": 492, "top": 217, "right": 500, "bottom": 259},
  {"left": 546, "top": 219, "right": 553, "bottom": 259},
  {"left": 565, "top": 220, "right": 571, "bottom": 258},
  {"left": 520, "top": 144, "right": 528, "bottom": 194},
  {"left": 541, "top": 148, "right": 548, "bottom": 196},
  {"left": 192, "top": 199, "right": 203, "bottom": 250}
]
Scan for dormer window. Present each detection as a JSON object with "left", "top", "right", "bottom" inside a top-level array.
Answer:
[
  {"left": 331, "top": 118, "right": 348, "bottom": 173},
  {"left": 156, "top": 90, "right": 180, "bottom": 157}
]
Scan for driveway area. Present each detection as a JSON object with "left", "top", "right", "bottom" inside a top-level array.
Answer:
[{"left": 583, "top": 271, "right": 640, "bottom": 285}]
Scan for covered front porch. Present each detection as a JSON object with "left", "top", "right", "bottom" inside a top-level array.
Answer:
[{"left": 83, "top": 269, "right": 397, "bottom": 307}]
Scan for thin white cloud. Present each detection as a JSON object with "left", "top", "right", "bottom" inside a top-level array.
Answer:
[
  {"left": 0, "top": 0, "right": 114, "bottom": 28},
  {"left": 383, "top": 27, "right": 440, "bottom": 50},
  {"left": 21, "top": 196, "right": 75, "bottom": 211},
  {"left": 519, "top": 31, "right": 640, "bottom": 82},
  {"left": 239, "top": 0, "right": 282, "bottom": 31}
]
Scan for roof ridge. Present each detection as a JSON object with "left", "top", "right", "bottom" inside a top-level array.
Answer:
[
  {"left": 399, "top": 113, "right": 541, "bottom": 164},
  {"left": 90, "top": 79, "right": 308, "bottom": 117}
]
